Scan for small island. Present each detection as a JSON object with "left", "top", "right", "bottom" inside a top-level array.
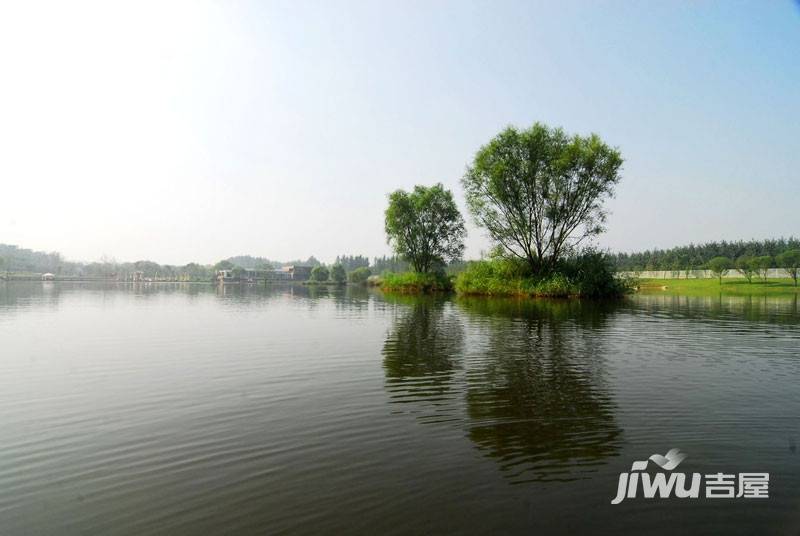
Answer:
[{"left": 379, "top": 122, "right": 628, "bottom": 299}]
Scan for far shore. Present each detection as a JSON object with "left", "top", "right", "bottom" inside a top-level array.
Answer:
[{"left": 636, "top": 277, "right": 799, "bottom": 296}]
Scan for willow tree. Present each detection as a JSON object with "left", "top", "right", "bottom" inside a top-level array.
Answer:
[
  {"left": 384, "top": 183, "right": 466, "bottom": 273},
  {"left": 462, "top": 123, "right": 622, "bottom": 273}
]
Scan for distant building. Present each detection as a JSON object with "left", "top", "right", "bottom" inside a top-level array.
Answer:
[
  {"left": 282, "top": 265, "right": 312, "bottom": 281},
  {"left": 216, "top": 269, "right": 235, "bottom": 283},
  {"left": 263, "top": 269, "right": 292, "bottom": 281}
]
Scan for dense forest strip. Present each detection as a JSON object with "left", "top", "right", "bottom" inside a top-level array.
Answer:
[{"left": 611, "top": 238, "right": 800, "bottom": 271}]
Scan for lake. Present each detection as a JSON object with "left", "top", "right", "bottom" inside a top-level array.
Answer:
[{"left": 1, "top": 282, "right": 799, "bottom": 535}]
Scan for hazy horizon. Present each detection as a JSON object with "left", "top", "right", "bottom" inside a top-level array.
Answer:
[{"left": 2, "top": 1, "right": 799, "bottom": 266}]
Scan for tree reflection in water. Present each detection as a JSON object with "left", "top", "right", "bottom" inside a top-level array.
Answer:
[
  {"left": 458, "top": 298, "right": 622, "bottom": 483},
  {"left": 382, "top": 296, "right": 623, "bottom": 483},
  {"left": 382, "top": 296, "right": 465, "bottom": 425}
]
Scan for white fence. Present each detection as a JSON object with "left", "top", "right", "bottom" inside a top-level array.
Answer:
[{"left": 619, "top": 268, "right": 793, "bottom": 279}]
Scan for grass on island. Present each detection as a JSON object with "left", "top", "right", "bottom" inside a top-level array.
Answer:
[
  {"left": 378, "top": 271, "right": 453, "bottom": 293},
  {"left": 377, "top": 253, "right": 629, "bottom": 298},
  {"left": 454, "top": 255, "right": 629, "bottom": 299},
  {"left": 637, "top": 278, "right": 799, "bottom": 296}
]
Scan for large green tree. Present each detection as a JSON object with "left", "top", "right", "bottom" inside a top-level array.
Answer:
[
  {"left": 384, "top": 183, "right": 466, "bottom": 273},
  {"left": 776, "top": 249, "right": 800, "bottom": 287},
  {"left": 462, "top": 122, "right": 622, "bottom": 273}
]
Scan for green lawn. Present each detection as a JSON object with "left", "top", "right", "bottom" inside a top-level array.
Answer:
[{"left": 636, "top": 278, "right": 799, "bottom": 296}]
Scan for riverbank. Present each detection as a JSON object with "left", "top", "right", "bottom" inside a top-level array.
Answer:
[{"left": 637, "top": 278, "right": 800, "bottom": 296}]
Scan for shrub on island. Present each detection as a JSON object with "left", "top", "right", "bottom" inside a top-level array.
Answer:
[
  {"left": 454, "top": 251, "right": 629, "bottom": 298},
  {"left": 380, "top": 271, "right": 453, "bottom": 293}
]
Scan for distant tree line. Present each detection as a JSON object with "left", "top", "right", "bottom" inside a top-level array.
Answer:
[
  {"left": 704, "top": 250, "right": 800, "bottom": 286},
  {"left": 612, "top": 238, "right": 800, "bottom": 272},
  {"left": 0, "top": 244, "right": 72, "bottom": 274},
  {"left": 371, "top": 255, "right": 409, "bottom": 273},
  {"left": 0, "top": 243, "right": 383, "bottom": 283},
  {"left": 334, "top": 255, "right": 369, "bottom": 272},
  {"left": 221, "top": 255, "right": 322, "bottom": 270}
]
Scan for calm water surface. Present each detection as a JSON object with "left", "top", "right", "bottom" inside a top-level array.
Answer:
[{"left": 1, "top": 282, "right": 799, "bottom": 535}]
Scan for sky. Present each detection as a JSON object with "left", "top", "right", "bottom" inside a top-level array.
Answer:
[{"left": 1, "top": 0, "right": 799, "bottom": 266}]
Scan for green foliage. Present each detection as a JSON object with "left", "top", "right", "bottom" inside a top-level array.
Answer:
[
  {"left": 381, "top": 271, "right": 453, "bottom": 293},
  {"left": 224, "top": 255, "right": 276, "bottom": 270},
  {"left": 385, "top": 183, "right": 466, "bottom": 273},
  {"left": 754, "top": 255, "right": 772, "bottom": 282},
  {"left": 530, "top": 273, "right": 577, "bottom": 297},
  {"left": 463, "top": 122, "right": 623, "bottom": 273},
  {"left": 776, "top": 249, "right": 800, "bottom": 286},
  {"left": 214, "top": 260, "right": 235, "bottom": 271},
  {"left": 735, "top": 256, "right": 758, "bottom": 283},
  {"left": 454, "top": 251, "right": 628, "bottom": 298},
  {"left": 454, "top": 257, "right": 531, "bottom": 296},
  {"left": 181, "top": 263, "right": 213, "bottom": 281},
  {"left": 559, "top": 250, "right": 629, "bottom": 298},
  {"left": 334, "top": 255, "right": 369, "bottom": 272},
  {"left": 637, "top": 278, "right": 800, "bottom": 296},
  {"left": 372, "top": 255, "right": 409, "bottom": 273},
  {"left": 348, "top": 266, "right": 372, "bottom": 285},
  {"left": 706, "top": 256, "right": 733, "bottom": 284},
  {"left": 0, "top": 244, "right": 66, "bottom": 273},
  {"left": 612, "top": 237, "right": 800, "bottom": 272},
  {"left": 330, "top": 263, "right": 346, "bottom": 283},
  {"left": 310, "top": 265, "right": 329, "bottom": 282}
]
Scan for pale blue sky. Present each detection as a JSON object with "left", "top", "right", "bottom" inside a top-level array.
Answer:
[{"left": 1, "top": 0, "right": 798, "bottom": 265}]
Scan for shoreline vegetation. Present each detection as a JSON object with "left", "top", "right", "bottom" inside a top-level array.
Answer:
[
  {"left": 636, "top": 278, "right": 800, "bottom": 296},
  {"left": 455, "top": 255, "right": 630, "bottom": 298},
  {"left": 376, "top": 272, "right": 453, "bottom": 293},
  {"left": 378, "top": 252, "right": 631, "bottom": 298},
  {"left": 2, "top": 118, "right": 797, "bottom": 301}
]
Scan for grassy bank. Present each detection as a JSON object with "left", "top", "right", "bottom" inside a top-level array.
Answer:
[
  {"left": 376, "top": 254, "right": 629, "bottom": 298},
  {"left": 377, "top": 272, "right": 453, "bottom": 293},
  {"left": 454, "top": 255, "right": 629, "bottom": 298},
  {"left": 455, "top": 269, "right": 577, "bottom": 297},
  {"left": 637, "top": 278, "right": 800, "bottom": 296}
]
